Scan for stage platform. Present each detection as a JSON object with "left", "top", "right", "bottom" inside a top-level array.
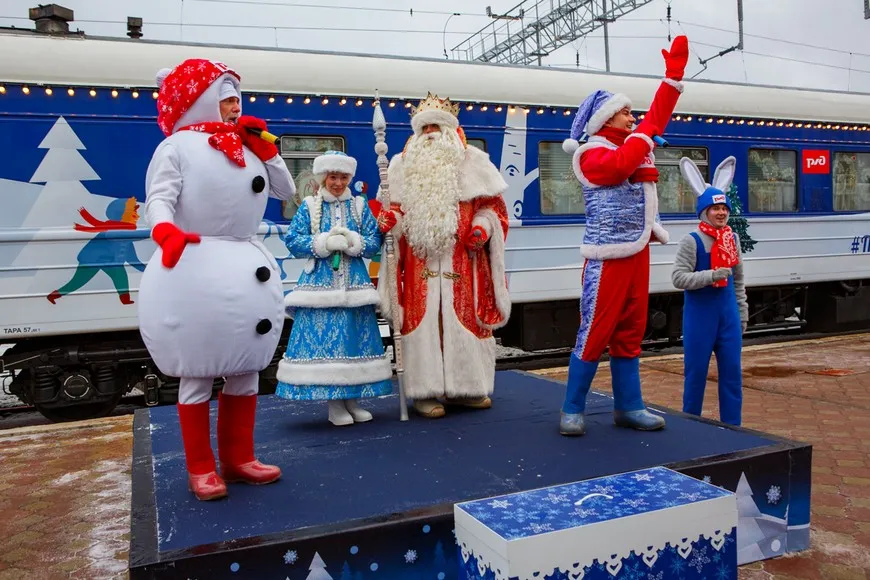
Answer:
[{"left": 129, "top": 370, "right": 811, "bottom": 579}]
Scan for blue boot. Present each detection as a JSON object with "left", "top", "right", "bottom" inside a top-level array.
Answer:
[
  {"left": 610, "top": 356, "right": 665, "bottom": 431},
  {"left": 560, "top": 355, "right": 599, "bottom": 436}
]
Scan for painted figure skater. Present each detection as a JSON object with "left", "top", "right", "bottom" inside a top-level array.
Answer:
[
  {"left": 671, "top": 156, "right": 748, "bottom": 426},
  {"left": 138, "top": 59, "right": 296, "bottom": 500},
  {"left": 559, "top": 36, "right": 689, "bottom": 435},
  {"left": 275, "top": 151, "right": 393, "bottom": 426},
  {"left": 47, "top": 197, "right": 143, "bottom": 305}
]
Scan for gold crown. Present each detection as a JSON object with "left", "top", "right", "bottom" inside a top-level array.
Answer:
[{"left": 410, "top": 92, "right": 459, "bottom": 118}]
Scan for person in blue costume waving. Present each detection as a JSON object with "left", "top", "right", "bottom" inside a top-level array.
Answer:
[
  {"left": 671, "top": 155, "right": 747, "bottom": 426},
  {"left": 275, "top": 151, "right": 393, "bottom": 426}
]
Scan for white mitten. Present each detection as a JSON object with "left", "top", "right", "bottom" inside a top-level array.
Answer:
[{"left": 326, "top": 234, "right": 349, "bottom": 252}]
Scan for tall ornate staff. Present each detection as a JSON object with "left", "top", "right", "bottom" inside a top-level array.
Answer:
[{"left": 372, "top": 91, "right": 409, "bottom": 421}]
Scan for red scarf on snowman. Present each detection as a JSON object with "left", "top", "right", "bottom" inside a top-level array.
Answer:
[
  {"left": 156, "top": 59, "right": 247, "bottom": 167},
  {"left": 698, "top": 221, "right": 739, "bottom": 287}
]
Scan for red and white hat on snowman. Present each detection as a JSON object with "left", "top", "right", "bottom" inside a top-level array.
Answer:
[{"left": 155, "top": 59, "right": 241, "bottom": 136}]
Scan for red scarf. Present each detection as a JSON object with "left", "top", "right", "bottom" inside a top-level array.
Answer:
[
  {"left": 176, "top": 122, "right": 246, "bottom": 167},
  {"left": 73, "top": 208, "right": 136, "bottom": 233},
  {"left": 698, "top": 221, "right": 739, "bottom": 287}
]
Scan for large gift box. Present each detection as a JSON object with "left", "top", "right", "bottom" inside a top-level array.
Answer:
[{"left": 455, "top": 466, "right": 737, "bottom": 579}]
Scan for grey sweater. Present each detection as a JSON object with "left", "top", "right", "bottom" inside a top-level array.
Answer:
[{"left": 671, "top": 228, "right": 749, "bottom": 325}]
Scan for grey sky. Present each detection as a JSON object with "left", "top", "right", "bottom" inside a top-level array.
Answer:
[{"left": 2, "top": 0, "right": 869, "bottom": 93}]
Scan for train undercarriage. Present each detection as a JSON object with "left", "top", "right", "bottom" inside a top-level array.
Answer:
[{"left": 2, "top": 279, "right": 869, "bottom": 423}]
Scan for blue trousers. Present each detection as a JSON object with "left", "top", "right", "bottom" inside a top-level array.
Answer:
[{"left": 682, "top": 233, "right": 743, "bottom": 426}]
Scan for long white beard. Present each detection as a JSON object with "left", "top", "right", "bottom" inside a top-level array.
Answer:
[{"left": 401, "top": 129, "right": 466, "bottom": 259}]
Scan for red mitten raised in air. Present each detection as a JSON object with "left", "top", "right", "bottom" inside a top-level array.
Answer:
[
  {"left": 236, "top": 115, "right": 279, "bottom": 162},
  {"left": 152, "top": 222, "right": 201, "bottom": 268},
  {"left": 662, "top": 35, "right": 689, "bottom": 81}
]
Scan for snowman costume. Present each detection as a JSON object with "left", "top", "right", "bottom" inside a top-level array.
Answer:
[
  {"left": 138, "top": 59, "right": 296, "bottom": 500},
  {"left": 671, "top": 156, "right": 747, "bottom": 426}
]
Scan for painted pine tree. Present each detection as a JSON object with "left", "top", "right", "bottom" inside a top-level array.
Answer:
[{"left": 725, "top": 183, "right": 757, "bottom": 253}]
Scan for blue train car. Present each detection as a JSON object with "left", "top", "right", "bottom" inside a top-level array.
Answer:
[{"left": 1, "top": 29, "right": 869, "bottom": 420}]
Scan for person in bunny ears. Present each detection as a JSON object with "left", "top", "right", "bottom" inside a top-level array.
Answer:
[
  {"left": 671, "top": 156, "right": 748, "bottom": 426},
  {"left": 138, "top": 59, "right": 296, "bottom": 500},
  {"left": 558, "top": 36, "right": 689, "bottom": 436},
  {"left": 275, "top": 151, "right": 393, "bottom": 426}
]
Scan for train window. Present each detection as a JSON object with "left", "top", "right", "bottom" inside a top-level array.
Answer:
[
  {"left": 538, "top": 141, "right": 585, "bottom": 214},
  {"left": 466, "top": 138, "right": 487, "bottom": 152},
  {"left": 278, "top": 135, "right": 346, "bottom": 220},
  {"left": 748, "top": 149, "right": 798, "bottom": 213},
  {"left": 833, "top": 152, "right": 870, "bottom": 212},
  {"left": 654, "top": 147, "right": 708, "bottom": 213}
]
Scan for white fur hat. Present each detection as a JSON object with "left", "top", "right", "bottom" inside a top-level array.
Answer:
[{"left": 312, "top": 151, "right": 357, "bottom": 182}]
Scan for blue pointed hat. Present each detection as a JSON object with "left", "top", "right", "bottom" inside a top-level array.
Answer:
[{"left": 562, "top": 89, "right": 632, "bottom": 154}]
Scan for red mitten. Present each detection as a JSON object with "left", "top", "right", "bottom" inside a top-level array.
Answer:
[
  {"left": 377, "top": 210, "right": 398, "bottom": 233},
  {"left": 464, "top": 225, "right": 489, "bottom": 251},
  {"left": 634, "top": 122, "right": 661, "bottom": 142},
  {"left": 236, "top": 115, "right": 279, "bottom": 162},
  {"left": 662, "top": 35, "right": 689, "bottom": 81},
  {"left": 152, "top": 222, "right": 201, "bottom": 268}
]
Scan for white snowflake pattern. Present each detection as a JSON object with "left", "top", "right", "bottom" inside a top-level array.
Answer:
[
  {"left": 545, "top": 493, "right": 569, "bottom": 504},
  {"left": 591, "top": 485, "right": 616, "bottom": 495},
  {"left": 766, "top": 485, "right": 782, "bottom": 504},
  {"left": 527, "top": 522, "right": 554, "bottom": 534},
  {"left": 688, "top": 546, "right": 710, "bottom": 573},
  {"left": 404, "top": 549, "right": 417, "bottom": 564},
  {"left": 488, "top": 499, "right": 510, "bottom": 509},
  {"left": 622, "top": 498, "right": 648, "bottom": 508},
  {"left": 186, "top": 79, "right": 200, "bottom": 94},
  {"left": 679, "top": 492, "right": 703, "bottom": 502},
  {"left": 702, "top": 476, "right": 712, "bottom": 484},
  {"left": 283, "top": 550, "right": 297, "bottom": 565},
  {"left": 633, "top": 473, "right": 653, "bottom": 482},
  {"left": 573, "top": 507, "right": 598, "bottom": 518}
]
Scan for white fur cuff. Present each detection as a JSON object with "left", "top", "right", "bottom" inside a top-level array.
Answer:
[
  {"left": 663, "top": 78, "right": 684, "bottom": 93},
  {"left": 627, "top": 132, "right": 655, "bottom": 150},
  {"left": 277, "top": 355, "right": 392, "bottom": 386},
  {"left": 345, "top": 231, "right": 363, "bottom": 256},
  {"left": 313, "top": 232, "right": 331, "bottom": 258},
  {"left": 471, "top": 214, "right": 493, "bottom": 238}
]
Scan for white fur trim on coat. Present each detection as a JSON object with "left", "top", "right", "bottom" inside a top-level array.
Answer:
[
  {"left": 285, "top": 287, "right": 380, "bottom": 309},
  {"left": 626, "top": 132, "right": 655, "bottom": 150},
  {"left": 313, "top": 232, "right": 331, "bottom": 258},
  {"left": 345, "top": 230, "right": 363, "bottom": 256},
  {"left": 586, "top": 93, "right": 632, "bottom": 136},
  {"left": 398, "top": 251, "right": 496, "bottom": 400},
  {"left": 276, "top": 355, "right": 392, "bottom": 386},
  {"left": 472, "top": 208, "right": 511, "bottom": 329},
  {"left": 410, "top": 109, "right": 459, "bottom": 134},
  {"left": 385, "top": 146, "right": 507, "bottom": 205},
  {"left": 320, "top": 188, "right": 352, "bottom": 202},
  {"left": 313, "top": 155, "right": 357, "bottom": 180}
]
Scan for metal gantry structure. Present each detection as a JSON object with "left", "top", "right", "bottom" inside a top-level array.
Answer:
[{"left": 450, "top": 0, "right": 654, "bottom": 67}]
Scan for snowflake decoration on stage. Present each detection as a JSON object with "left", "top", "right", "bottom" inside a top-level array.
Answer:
[
  {"left": 633, "top": 473, "right": 652, "bottom": 482},
  {"left": 702, "top": 475, "right": 712, "bottom": 484},
  {"left": 404, "top": 549, "right": 417, "bottom": 564},
  {"left": 489, "top": 499, "right": 510, "bottom": 509},
  {"left": 688, "top": 546, "right": 710, "bottom": 573},
  {"left": 766, "top": 485, "right": 782, "bottom": 505},
  {"left": 527, "top": 522, "right": 554, "bottom": 534},
  {"left": 283, "top": 550, "right": 298, "bottom": 565}
]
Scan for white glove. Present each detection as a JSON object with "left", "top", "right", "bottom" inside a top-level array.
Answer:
[
  {"left": 711, "top": 267, "right": 732, "bottom": 282},
  {"left": 325, "top": 234, "right": 349, "bottom": 252}
]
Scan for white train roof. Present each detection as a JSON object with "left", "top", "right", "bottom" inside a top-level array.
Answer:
[{"left": 2, "top": 31, "right": 870, "bottom": 124}]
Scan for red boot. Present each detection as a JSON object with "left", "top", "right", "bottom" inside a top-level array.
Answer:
[
  {"left": 217, "top": 393, "right": 281, "bottom": 485},
  {"left": 119, "top": 292, "right": 134, "bottom": 305},
  {"left": 47, "top": 290, "right": 61, "bottom": 304},
  {"left": 177, "top": 401, "right": 227, "bottom": 501}
]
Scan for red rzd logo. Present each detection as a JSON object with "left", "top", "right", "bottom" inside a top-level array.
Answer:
[{"left": 803, "top": 150, "right": 830, "bottom": 174}]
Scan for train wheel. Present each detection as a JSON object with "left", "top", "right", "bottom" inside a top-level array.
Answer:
[{"left": 33, "top": 393, "right": 123, "bottom": 423}]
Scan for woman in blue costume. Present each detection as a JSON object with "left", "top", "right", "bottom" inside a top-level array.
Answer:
[{"left": 275, "top": 151, "right": 393, "bottom": 426}]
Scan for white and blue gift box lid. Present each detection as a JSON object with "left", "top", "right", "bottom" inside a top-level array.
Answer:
[{"left": 454, "top": 466, "right": 737, "bottom": 579}]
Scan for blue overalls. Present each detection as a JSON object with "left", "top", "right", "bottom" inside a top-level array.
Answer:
[{"left": 682, "top": 232, "right": 743, "bottom": 426}]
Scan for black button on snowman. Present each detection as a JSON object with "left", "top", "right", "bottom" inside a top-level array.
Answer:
[{"left": 251, "top": 175, "right": 266, "bottom": 193}]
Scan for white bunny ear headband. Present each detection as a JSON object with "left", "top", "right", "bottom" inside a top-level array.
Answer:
[{"left": 681, "top": 155, "right": 737, "bottom": 218}]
